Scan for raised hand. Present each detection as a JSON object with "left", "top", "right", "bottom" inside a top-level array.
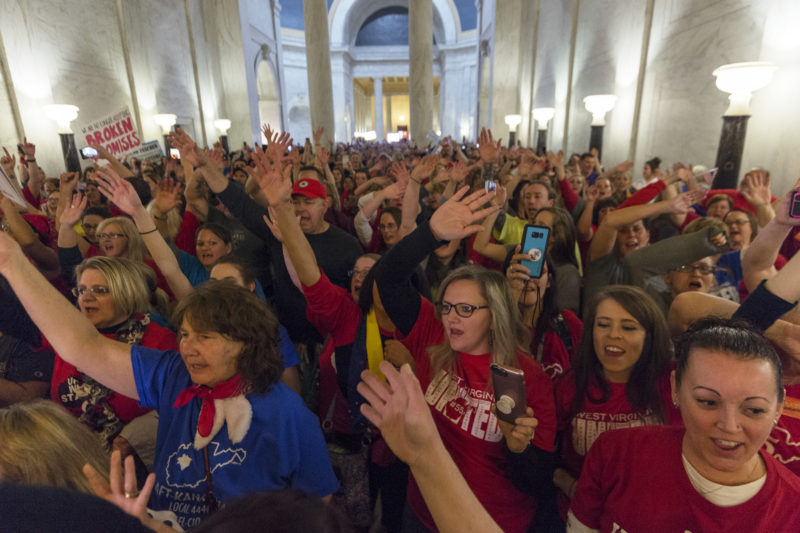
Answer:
[
  {"left": 0, "top": 221, "right": 24, "bottom": 272},
  {"left": 1, "top": 147, "right": 16, "bottom": 174},
  {"left": 585, "top": 184, "right": 600, "bottom": 203},
  {"left": 612, "top": 160, "right": 634, "bottom": 173},
  {"left": 668, "top": 189, "right": 706, "bottom": 214},
  {"left": 317, "top": 146, "right": 330, "bottom": 167},
  {"left": 358, "top": 361, "right": 438, "bottom": 467},
  {"left": 208, "top": 143, "right": 224, "bottom": 170},
  {"left": 312, "top": 126, "right": 324, "bottom": 145},
  {"left": 59, "top": 172, "right": 79, "bottom": 194},
  {"left": 251, "top": 141, "right": 293, "bottom": 206},
  {"left": 61, "top": 192, "right": 88, "bottom": 226},
  {"left": 19, "top": 137, "right": 35, "bottom": 158},
  {"left": 429, "top": 186, "right": 499, "bottom": 241},
  {"left": 154, "top": 178, "right": 182, "bottom": 214},
  {"left": 740, "top": 169, "right": 772, "bottom": 207},
  {"left": 412, "top": 154, "right": 438, "bottom": 182},
  {"left": 546, "top": 150, "right": 565, "bottom": 177},
  {"left": 449, "top": 160, "right": 469, "bottom": 184},
  {"left": 477, "top": 128, "right": 501, "bottom": 164},
  {"left": 169, "top": 127, "right": 205, "bottom": 168},
  {"left": 390, "top": 161, "right": 411, "bottom": 185},
  {"left": 774, "top": 177, "right": 800, "bottom": 226},
  {"left": 262, "top": 206, "right": 285, "bottom": 243},
  {"left": 94, "top": 168, "right": 144, "bottom": 216},
  {"left": 84, "top": 450, "right": 156, "bottom": 525}
]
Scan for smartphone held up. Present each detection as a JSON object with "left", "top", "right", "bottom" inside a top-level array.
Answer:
[{"left": 490, "top": 363, "right": 527, "bottom": 424}]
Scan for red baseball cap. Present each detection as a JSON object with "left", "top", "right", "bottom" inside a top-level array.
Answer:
[{"left": 291, "top": 178, "right": 327, "bottom": 200}]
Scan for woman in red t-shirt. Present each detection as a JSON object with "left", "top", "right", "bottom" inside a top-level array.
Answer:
[
  {"left": 553, "top": 285, "right": 677, "bottom": 517},
  {"left": 47, "top": 256, "right": 176, "bottom": 451},
  {"left": 569, "top": 318, "right": 800, "bottom": 532},
  {"left": 374, "top": 187, "right": 557, "bottom": 533}
]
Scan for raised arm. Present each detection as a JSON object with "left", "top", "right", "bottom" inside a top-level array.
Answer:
[
  {"left": 251, "top": 132, "right": 322, "bottom": 287},
  {"left": 741, "top": 179, "right": 800, "bottom": 291},
  {"left": 0, "top": 194, "right": 60, "bottom": 280},
  {"left": 588, "top": 189, "right": 705, "bottom": 262},
  {"left": 0, "top": 230, "right": 137, "bottom": 399},
  {"left": 472, "top": 185, "right": 509, "bottom": 262},
  {"left": 740, "top": 169, "right": 775, "bottom": 227},
  {"left": 375, "top": 187, "right": 498, "bottom": 336},
  {"left": 359, "top": 362, "right": 502, "bottom": 533},
  {"left": 94, "top": 168, "right": 193, "bottom": 299}
]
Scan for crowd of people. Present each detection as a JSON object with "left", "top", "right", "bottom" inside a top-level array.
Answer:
[{"left": 0, "top": 121, "right": 799, "bottom": 532}]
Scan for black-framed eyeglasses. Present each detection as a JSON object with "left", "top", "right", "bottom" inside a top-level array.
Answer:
[
  {"left": 673, "top": 264, "right": 717, "bottom": 275},
  {"left": 72, "top": 286, "right": 112, "bottom": 298},
  {"left": 437, "top": 302, "right": 489, "bottom": 318},
  {"left": 726, "top": 218, "right": 750, "bottom": 226},
  {"left": 97, "top": 232, "right": 126, "bottom": 240}
]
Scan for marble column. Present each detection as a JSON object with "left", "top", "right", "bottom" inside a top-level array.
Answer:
[
  {"left": 302, "top": 0, "right": 334, "bottom": 146},
  {"left": 409, "top": 0, "right": 433, "bottom": 147},
  {"left": 373, "top": 77, "right": 384, "bottom": 140},
  {"left": 385, "top": 95, "right": 392, "bottom": 132}
]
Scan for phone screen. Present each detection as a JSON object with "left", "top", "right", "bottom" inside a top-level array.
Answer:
[
  {"left": 521, "top": 224, "right": 550, "bottom": 278},
  {"left": 80, "top": 146, "right": 98, "bottom": 159},
  {"left": 170, "top": 148, "right": 180, "bottom": 160}
]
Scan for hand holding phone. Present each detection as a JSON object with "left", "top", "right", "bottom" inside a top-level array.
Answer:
[
  {"left": 491, "top": 363, "right": 527, "bottom": 424},
  {"left": 80, "top": 147, "right": 98, "bottom": 160},
  {"left": 521, "top": 224, "right": 550, "bottom": 278},
  {"left": 789, "top": 190, "right": 800, "bottom": 219}
]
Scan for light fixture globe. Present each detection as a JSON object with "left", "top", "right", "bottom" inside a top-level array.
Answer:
[
  {"left": 532, "top": 107, "right": 555, "bottom": 130},
  {"left": 712, "top": 62, "right": 777, "bottom": 116},
  {"left": 213, "top": 119, "right": 231, "bottom": 134},
  {"left": 504, "top": 114, "right": 522, "bottom": 132},
  {"left": 43, "top": 104, "right": 79, "bottom": 133},
  {"left": 153, "top": 113, "right": 177, "bottom": 134},
  {"left": 583, "top": 95, "right": 616, "bottom": 126}
]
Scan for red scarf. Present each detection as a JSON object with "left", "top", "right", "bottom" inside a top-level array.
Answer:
[{"left": 174, "top": 374, "right": 243, "bottom": 437}]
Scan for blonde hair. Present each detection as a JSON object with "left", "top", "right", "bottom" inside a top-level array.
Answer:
[
  {"left": 428, "top": 265, "right": 531, "bottom": 377},
  {"left": 96, "top": 217, "right": 147, "bottom": 262},
  {"left": 147, "top": 199, "right": 181, "bottom": 240},
  {"left": 0, "top": 400, "right": 108, "bottom": 493},
  {"left": 75, "top": 256, "right": 154, "bottom": 318}
]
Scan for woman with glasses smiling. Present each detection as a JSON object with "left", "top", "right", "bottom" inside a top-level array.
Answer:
[
  {"left": 373, "top": 186, "right": 557, "bottom": 533},
  {"left": 45, "top": 256, "right": 176, "bottom": 463}
]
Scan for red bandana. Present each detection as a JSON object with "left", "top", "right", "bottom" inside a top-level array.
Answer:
[{"left": 174, "top": 374, "right": 243, "bottom": 437}]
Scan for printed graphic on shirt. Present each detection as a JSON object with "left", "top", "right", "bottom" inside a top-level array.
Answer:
[
  {"left": 765, "top": 425, "right": 800, "bottom": 468},
  {"left": 424, "top": 369, "right": 503, "bottom": 442},
  {"left": 571, "top": 409, "right": 657, "bottom": 456},
  {"left": 165, "top": 442, "right": 247, "bottom": 488},
  {"left": 58, "top": 374, "right": 122, "bottom": 446},
  {"left": 154, "top": 441, "right": 247, "bottom": 529}
]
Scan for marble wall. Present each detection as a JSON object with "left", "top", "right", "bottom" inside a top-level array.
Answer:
[
  {"left": 483, "top": 0, "right": 800, "bottom": 194},
  {"left": 0, "top": 0, "right": 277, "bottom": 175}
]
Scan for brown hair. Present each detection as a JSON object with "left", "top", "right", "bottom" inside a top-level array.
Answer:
[{"left": 172, "top": 280, "right": 282, "bottom": 393}]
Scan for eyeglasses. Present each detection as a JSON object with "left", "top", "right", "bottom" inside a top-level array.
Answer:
[
  {"left": 378, "top": 223, "right": 397, "bottom": 231},
  {"left": 349, "top": 268, "right": 371, "bottom": 279},
  {"left": 97, "top": 232, "right": 126, "bottom": 240},
  {"left": 673, "top": 264, "right": 717, "bottom": 275},
  {"left": 437, "top": 302, "right": 489, "bottom": 318},
  {"left": 72, "top": 286, "right": 112, "bottom": 298}
]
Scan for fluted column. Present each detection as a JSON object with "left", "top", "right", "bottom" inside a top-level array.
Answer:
[
  {"left": 373, "top": 77, "right": 384, "bottom": 140},
  {"left": 302, "top": 0, "right": 334, "bottom": 145},
  {"left": 409, "top": 0, "right": 433, "bottom": 147}
]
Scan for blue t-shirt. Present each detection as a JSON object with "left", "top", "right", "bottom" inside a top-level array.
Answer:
[
  {"left": 179, "top": 252, "right": 209, "bottom": 287},
  {"left": 131, "top": 345, "right": 338, "bottom": 530}
]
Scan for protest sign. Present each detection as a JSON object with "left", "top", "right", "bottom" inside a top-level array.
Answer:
[
  {"left": 78, "top": 107, "right": 142, "bottom": 159},
  {"left": 134, "top": 140, "right": 164, "bottom": 161}
]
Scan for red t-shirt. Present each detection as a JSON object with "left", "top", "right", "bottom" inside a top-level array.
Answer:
[
  {"left": 765, "top": 383, "right": 800, "bottom": 477},
  {"left": 46, "top": 320, "right": 176, "bottom": 441},
  {"left": 570, "top": 425, "right": 800, "bottom": 531},
  {"left": 555, "top": 372, "right": 678, "bottom": 479},
  {"left": 399, "top": 298, "right": 556, "bottom": 533},
  {"left": 532, "top": 310, "right": 583, "bottom": 380}
]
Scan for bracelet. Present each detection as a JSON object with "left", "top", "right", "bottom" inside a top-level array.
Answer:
[
  {"left": 410, "top": 177, "right": 421, "bottom": 184},
  {"left": 153, "top": 215, "right": 167, "bottom": 221},
  {"left": 139, "top": 228, "right": 158, "bottom": 235},
  {"left": 26, "top": 158, "right": 36, "bottom": 163}
]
